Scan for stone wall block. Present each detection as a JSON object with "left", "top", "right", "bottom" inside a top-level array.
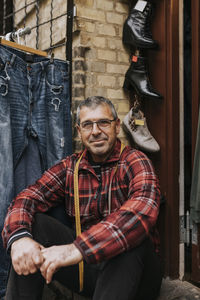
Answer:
[
  {"left": 117, "top": 51, "right": 130, "bottom": 63},
  {"left": 107, "top": 39, "right": 123, "bottom": 50},
  {"left": 75, "top": 19, "right": 96, "bottom": 33},
  {"left": 116, "top": 100, "right": 130, "bottom": 112},
  {"left": 96, "top": 23, "right": 116, "bottom": 36},
  {"left": 76, "top": 0, "right": 94, "bottom": 7},
  {"left": 96, "top": 0, "right": 114, "bottom": 11},
  {"left": 97, "top": 49, "right": 117, "bottom": 61},
  {"left": 106, "top": 63, "right": 128, "bottom": 75},
  {"left": 77, "top": 7, "right": 106, "bottom": 23},
  {"left": 74, "top": 60, "right": 88, "bottom": 71},
  {"left": 74, "top": 87, "right": 85, "bottom": 98},
  {"left": 91, "top": 61, "right": 106, "bottom": 73},
  {"left": 92, "top": 37, "right": 106, "bottom": 48},
  {"left": 106, "top": 12, "right": 124, "bottom": 25},
  {"left": 74, "top": 73, "right": 86, "bottom": 85},
  {"left": 107, "top": 88, "right": 125, "bottom": 100},
  {"left": 97, "top": 75, "right": 116, "bottom": 87},
  {"left": 74, "top": 46, "right": 88, "bottom": 58},
  {"left": 115, "top": 2, "right": 129, "bottom": 14}
]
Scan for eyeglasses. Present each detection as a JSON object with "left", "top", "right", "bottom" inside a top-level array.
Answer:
[{"left": 79, "top": 119, "right": 116, "bottom": 131}]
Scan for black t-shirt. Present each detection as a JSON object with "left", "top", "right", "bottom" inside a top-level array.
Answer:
[{"left": 88, "top": 154, "right": 102, "bottom": 182}]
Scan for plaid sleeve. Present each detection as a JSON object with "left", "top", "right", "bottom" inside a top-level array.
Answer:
[
  {"left": 74, "top": 150, "right": 161, "bottom": 264},
  {"left": 2, "top": 159, "right": 67, "bottom": 248}
]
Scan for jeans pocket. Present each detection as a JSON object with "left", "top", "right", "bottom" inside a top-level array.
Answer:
[
  {"left": 0, "top": 78, "right": 8, "bottom": 97},
  {"left": 45, "top": 61, "right": 68, "bottom": 85}
]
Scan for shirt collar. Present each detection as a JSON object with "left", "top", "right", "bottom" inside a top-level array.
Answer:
[{"left": 78, "top": 138, "right": 122, "bottom": 170}]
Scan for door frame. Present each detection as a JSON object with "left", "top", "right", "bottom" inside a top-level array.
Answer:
[{"left": 191, "top": 0, "right": 200, "bottom": 284}]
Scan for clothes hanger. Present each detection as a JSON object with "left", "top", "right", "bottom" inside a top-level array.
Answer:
[
  {"left": 0, "top": 28, "right": 48, "bottom": 57},
  {"left": 0, "top": 38, "right": 48, "bottom": 57}
]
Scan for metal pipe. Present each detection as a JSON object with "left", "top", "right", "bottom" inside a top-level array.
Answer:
[{"left": 66, "top": 0, "right": 74, "bottom": 108}]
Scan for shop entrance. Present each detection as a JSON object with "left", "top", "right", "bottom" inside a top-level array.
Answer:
[
  {"left": 188, "top": 0, "right": 200, "bottom": 285},
  {"left": 146, "top": 0, "right": 200, "bottom": 283}
]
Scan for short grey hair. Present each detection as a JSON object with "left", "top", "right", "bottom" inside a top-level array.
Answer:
[{"left": 76, "top": 96, "right": 118, "bottom": 124}]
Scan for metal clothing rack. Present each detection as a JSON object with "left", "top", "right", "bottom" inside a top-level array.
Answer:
[{"left": 0, "top": 0, "right": 74, "bottom": 105}]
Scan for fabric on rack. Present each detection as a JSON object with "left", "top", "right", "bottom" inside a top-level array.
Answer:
[
  {"left": 0, "top": 44, "right": 72, "bottom": 170},
  {"left": 14, "top": 136, "right": 43, "bottom": 196},
  {"left": 190, "top": 106, "right": 200, "bottom": 223},
  {"left": 0, "top": 44, "right": 72, "bottom": 297},
  {"left": 15, "top": 135, "right": 70, "bottom": 226},
  {"left": 0, "top": 61, "right": 14, "bottom": 298}
]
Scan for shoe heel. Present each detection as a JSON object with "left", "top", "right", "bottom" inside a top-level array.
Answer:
[
  {"left": 123, "top": 78, "right": 131, "bottom": 91},
  {"left": 122, "top": 24, "right": 136, "bottom": 48},
  {"left": 122, "top": 25, "right": 130, "bottom": 45}
]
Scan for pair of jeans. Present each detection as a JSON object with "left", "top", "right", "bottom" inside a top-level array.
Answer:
[
  {"left": 0, "top": 58, "right": 14, "bottom": 298},
  {"left": 5, "top": 214, "right": 163, "bottom": 300},
  {"left": 0, "top": 44, "right": 72, "bottom": 170},
  {"left": 0, "top": 44, "right": 72, "bottom": 298}
]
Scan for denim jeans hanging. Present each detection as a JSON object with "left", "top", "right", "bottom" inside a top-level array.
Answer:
[
  {"left": 0, "top": 44, "right": 72, "bottom": 298},
  {"left": 0, "top": 53, "right": 14, "bottom": 298}
]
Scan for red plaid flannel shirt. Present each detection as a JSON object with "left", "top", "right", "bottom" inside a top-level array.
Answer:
[{"left": 2, "top": 139, "right": 161, "bottom": 264}]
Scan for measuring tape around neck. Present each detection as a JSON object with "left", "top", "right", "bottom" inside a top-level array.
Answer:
[{"left": 73, "top": 143, "right": 125, "bottom": 291}]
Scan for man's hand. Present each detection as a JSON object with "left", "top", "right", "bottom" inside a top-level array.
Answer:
[
  {"left": 40, "top": 243, "right": 83, "bottom": 284},
  {"left": 11, "top": 237, "right": 44, "bottom": 275}
]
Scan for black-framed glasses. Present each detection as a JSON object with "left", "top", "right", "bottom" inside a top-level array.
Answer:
[{"left": 80, "top": 119, "right": 116, "bottom": 131}]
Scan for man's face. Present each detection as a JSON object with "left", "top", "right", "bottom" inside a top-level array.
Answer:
[{"left": 77, "top": 104, "right": 120, "bottom": 162}]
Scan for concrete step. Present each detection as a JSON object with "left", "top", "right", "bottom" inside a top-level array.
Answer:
[
  {"left": 157, "top": 278, "right": 200, "bottom": 300},
  {"left": 43, "top": 278, "right": 200, "bottom": 300}
]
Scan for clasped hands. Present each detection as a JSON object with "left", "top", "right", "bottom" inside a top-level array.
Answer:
[{"left": 11, "top": 237, "right": 83, "bottom": 284}]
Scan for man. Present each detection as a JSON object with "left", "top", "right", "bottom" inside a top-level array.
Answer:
[{"left": 2, "top": 96, "right": 162, "bottom": 300}]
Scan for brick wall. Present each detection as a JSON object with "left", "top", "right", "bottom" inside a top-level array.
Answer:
[
  {"left": 13, "top": 0, "right": 131, "bottom": 152},
  {"left": 73, "top": 0, "right": 131, "bottom": 150}
]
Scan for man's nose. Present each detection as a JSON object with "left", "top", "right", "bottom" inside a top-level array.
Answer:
[{"left": 91, "top": 123, "right": 101, "bottom": 134}]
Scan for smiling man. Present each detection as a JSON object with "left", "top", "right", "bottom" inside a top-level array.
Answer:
[
  {"left": 76, "top": 99, "right": 120, "bottom": 162},
  {"left": 2, "top": 96, "right": 162, "bottom": 300}
]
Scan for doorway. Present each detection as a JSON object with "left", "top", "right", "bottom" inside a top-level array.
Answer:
[{"left": 183, "top": 0, "right": 200, "bottom": 285}]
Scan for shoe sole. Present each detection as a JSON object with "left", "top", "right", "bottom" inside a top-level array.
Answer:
[
  {"left": 123, "top": 78, "right": 163, "bottom": 100},
  {"left": 122, "top": 120, "right": 160, "bottom": 153}
]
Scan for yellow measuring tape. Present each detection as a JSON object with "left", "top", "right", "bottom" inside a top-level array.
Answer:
[
  {"left": 74, "top": 152, "right": 84, "bottom": 292},
  {"left": 74, "top": 143, "right": 125, "bottom": 292}
]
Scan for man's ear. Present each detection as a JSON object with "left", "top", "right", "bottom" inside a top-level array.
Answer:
[
  {"left": 116, "top": 118, "right": 121, "bottom": 135},
  {"left": 76, "top": 125, "right": 82, "bottom": 139}
]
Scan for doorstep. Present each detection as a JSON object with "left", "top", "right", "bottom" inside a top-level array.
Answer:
[{"left": 157, "top": 278, "right": 200, "bottom": 300}]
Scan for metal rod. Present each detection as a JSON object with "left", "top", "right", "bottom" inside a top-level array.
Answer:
[
  {"left": 50, "top": 0, "right": 53, "bottom": 48},
  {"left": 4, "top": 0, "right": 38, "bottom": 19},
  {"left": 45, "top": 42, "right": 66, "bottom": 51},
  {"left": 66, "top": 0, "right": 74, "bottom": 109},
  {"left": 24, "top": 0, "right": 27, "bottom": 28},
  {"left": 13, "top": 0, "right": 15, "bottom": 30},
  {"left": 3, "top": 0, "right": 7, "bottom": 35},
  {"left": 35, "top": 0, "right": 39, "bottom": 49},
  {"left": 30, "top": 12, "right": 68, "bottom": 30}
]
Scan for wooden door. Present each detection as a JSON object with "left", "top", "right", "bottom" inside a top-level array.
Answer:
[
  {"left": 191, "top": 0, "right": 200, "bottom": 284},
  {"left": 143, "top": 0, "right": 180, "bottom": 277}
]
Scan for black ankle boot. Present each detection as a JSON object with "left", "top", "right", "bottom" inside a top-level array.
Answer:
[
  {"left": 123, "top": 55, "right": 163, "bottom": 99},
  {"left": 123, "top": 1, "right": 157, "bottom": 49}
]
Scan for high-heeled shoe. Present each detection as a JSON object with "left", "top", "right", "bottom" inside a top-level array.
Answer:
[
  {"left": 123, "top": 1, "right": 158, "bottom": 49},
  {"left": 123, "top": 55, "right": 163, "bottom": 100}
]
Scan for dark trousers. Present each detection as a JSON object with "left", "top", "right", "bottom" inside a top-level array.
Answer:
[{"left": 5, "top": 214, "right": 163, "bottom": 300}]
